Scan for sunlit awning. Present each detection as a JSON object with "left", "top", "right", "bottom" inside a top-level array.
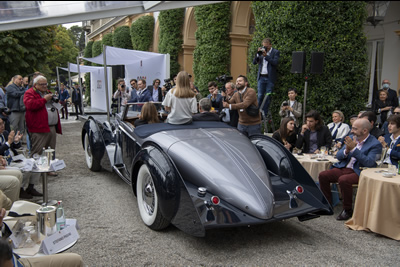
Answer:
[{"left": 0, "top": 1, "right": 224, "bottom": 32}]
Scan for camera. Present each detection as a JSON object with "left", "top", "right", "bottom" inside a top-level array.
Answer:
[
  {"left": 282, "top": 102, "right": 289, "bottom": 106},
  {"left": 163, "top": 78, "right": 173, "bottom": 91},
  {"left": 0, "top": 107, "right": 11, "bottom": 115},
  {"left": 51, "top": 95, "right": 59, "bottom": 103},
  {"left": 216, "top": 74, "right": 233, "bottom": 84},
  {"left": 257, "top": 47, "right": 266, "bottom": 55},
  {"left": 121, "top": 84, "right": 125, "bottom": 89}
]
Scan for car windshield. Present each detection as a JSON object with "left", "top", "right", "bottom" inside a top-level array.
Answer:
[{"left": 120, "top": 102, "right": 165, "bottom": 120}]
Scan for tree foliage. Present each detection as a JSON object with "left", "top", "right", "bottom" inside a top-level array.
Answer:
[
  {"left": 193, "top": 2, "right": 231, "bottom": 96},
  {"left": 47, "top": 26, "right": 79, "bottom": 79},
  {"left": 102, "top": 32, "right": 114, "bottom": 52},
  {"left": 83, "top": 41, "right": 94, "bottom": 66},
  {"left": 158, "top": 9, "right": 185, "bottom": 78},
  {"left": 113, "top": 26, "right": 132, "bottom": 49},
  {"left": 0, "top": 26, "right": 56, "bottom": 84},
  {"left": 67, "top": 25, "right": 85, "bottom": 51},
  {"left": 249, "top": 1, "right": 368, "bottom": 125},
  {"left": 130, "top": 15, "right": 155, "bottom": 51}
]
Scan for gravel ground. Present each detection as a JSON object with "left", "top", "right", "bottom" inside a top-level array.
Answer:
[{"left": 42, "top": 117, "right": 399, "bottom": 266}]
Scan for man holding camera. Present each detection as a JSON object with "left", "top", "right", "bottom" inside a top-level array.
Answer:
[
  {"left": 23, "top": 75, "right": 62, "bottom": 194},
  {"left": 279, "top": 88, "right": 302, "bottom": 129},
  {"left": 252, "top": 38, "right": 280, "bottom": 117},
  {"left": 221, "top": 82, "right": 239, "bottom": 127}
]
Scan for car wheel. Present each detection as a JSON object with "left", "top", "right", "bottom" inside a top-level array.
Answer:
[
  {"left": 84, "top": 133, "right": 101, "bottom": 171},
  {"left": 136, "top": 164, "right": 169, "bottom": 230}
]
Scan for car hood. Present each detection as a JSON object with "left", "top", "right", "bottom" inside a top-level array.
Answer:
[{"left": 150, "top": 127, "right": 275, "bottom": 220}]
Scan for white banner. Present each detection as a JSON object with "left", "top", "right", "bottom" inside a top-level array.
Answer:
[
  {"left": 125, "top": 54, "right": 167, "bottom": 88},
  {"left": 90, "top": 67, "right": 113, "bottom": 111}
]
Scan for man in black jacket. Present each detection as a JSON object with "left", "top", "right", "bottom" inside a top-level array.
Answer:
[
  {"left": 72, "top": 84, "right": 82, "bottom": 120},
  {"left": 296, "top": 110, "right": 332, "bottom": 153}
]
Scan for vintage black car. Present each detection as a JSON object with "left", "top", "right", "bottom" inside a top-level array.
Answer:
[{"left": 82, "top": 103, "right": 333, "bottom": 237}]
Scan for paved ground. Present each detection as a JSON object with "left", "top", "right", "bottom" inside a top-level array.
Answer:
[{"left": 41, "top": 117, "right": 399, "bottom": 266}]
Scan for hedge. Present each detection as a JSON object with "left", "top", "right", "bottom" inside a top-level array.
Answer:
[
  {"left": 101, "top": 32, "right": 114, "bottom": 52},
  {"left": 131, "top": 15, "right": 154, "bottom": 51},
  {"left": 193, "top": 2, "right": 231, "bottom": 96},
  {"left": 113, "top": 26, "right": 132, "bottom": 49},
  {"left": 158, "top": 9, "right": 185, "bottom": 79},
  {"left": 83, "top": 41, "right": 94, "bottom": 105},
  {"left": 248, "top": 1, "right": 368, "bottom": 126}
]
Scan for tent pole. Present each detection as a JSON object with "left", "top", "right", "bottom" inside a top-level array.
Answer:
[
  {"left": 103, "top": 45, "right": 110, "bottom": 123},
  {"left": 77, "top": 56, "right": 85, "bottom": 115},
  {"left": 67, "top": 62, "right": 72, "bottom": 89},
  {"left": 56, "top": 66, "right": 60, "bottom": 90}
]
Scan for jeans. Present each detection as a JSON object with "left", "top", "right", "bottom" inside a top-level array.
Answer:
[
  {"left": 237, "top": 123, "right": 261, "bottom": 137},
  {"left": 257, "top": 76, "right": 275, "bottom": 116}
]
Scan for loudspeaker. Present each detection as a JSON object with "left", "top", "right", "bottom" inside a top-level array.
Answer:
[
  {"left": 310, "top": 52, "right": 324, "bottom": 74},
  {"left": 291, "top": 52, "right": 306, "bottom": 74},
  {"left": 112, "top": 65, "right": 125, "bottom": 79}
]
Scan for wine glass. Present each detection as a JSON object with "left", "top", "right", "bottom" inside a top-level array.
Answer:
[
  {"left": 23, "top": 225, "right": 35, "bottom": 248},
  {"left": 320, "top": 146, "right": 327, "bottom": 159}
]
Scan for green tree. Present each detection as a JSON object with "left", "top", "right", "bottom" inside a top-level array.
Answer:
[
  {"left": 193, "top": 2, "right": 231, "bottom": 96},
  {"left": 47, "top": 26, "right": 79, "bottom": 80},
  {"left": 113, "top": 26, "right": 132, "bottom": 49},
  {"left": 158, "top": 9, "right": 185, "bottom": 78},
  {"left": 130, "top": 15, "right": 154, "bottom": 51},
  {"left": 249, "top": 1, "right": 368, "bottom": 125},
  {"left": 102, "top": 32, "right": 114, "bottom": 51},
  {"left": 0, "top": 26, "right": 56, "bottom": 83}
]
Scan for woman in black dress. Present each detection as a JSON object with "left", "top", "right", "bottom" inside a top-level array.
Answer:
[{"left": 272, "top": 117, "right": 297, "bottom": 152}]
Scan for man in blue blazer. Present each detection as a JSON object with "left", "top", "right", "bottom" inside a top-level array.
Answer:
[
  {"left": 378, "top": 114, "right": 400, "bottom": 166},
  {"left": 318, "top": 118, "right": 382, "bottom": 221},
  {"left": 252, "top": 38, "right": 280, "bottom": 116}
]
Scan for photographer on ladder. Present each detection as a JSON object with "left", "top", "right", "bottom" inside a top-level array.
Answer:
[{"left": 252, "top": 38, "right": 280, "bottom": 119}]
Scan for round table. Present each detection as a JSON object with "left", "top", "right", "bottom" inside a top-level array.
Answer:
[
  {"left": 294, "top": 154, "right": 338, "bottom": 181},
  {"left": 345, "top": 168, "right": 400, "bottom": 240}
]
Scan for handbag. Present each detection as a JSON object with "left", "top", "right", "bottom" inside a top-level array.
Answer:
[{"left": 239, "top": 92, "right": 259, "bottom": 117}]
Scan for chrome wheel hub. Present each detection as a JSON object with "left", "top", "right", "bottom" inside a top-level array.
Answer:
[{"left": 142, "top": 176, "right": 155, "bottom": 215}]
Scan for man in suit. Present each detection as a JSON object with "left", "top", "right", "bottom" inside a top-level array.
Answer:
[
  {"left": 206, "top": 81, "right": 223, "bottom": 113},
  {"left": 358, "top": 111, "right": 383, "bottom": 139},
  {"left": 318, "top": 118, "right": 382, "bottom": 221},
  {"left": 192, "top": 98, "right": 220, "bottom": 122},
  {"left": 279, "top": 88, "right": 302, "bottom": 128},
  {"left": 252, "top": 38, "right": 280, "bottom": 116},
  {"left": 378, "top": 114, "right": 400, "bottom": 166},
  {"left": 296, "top": 110, "right": 332, "bottom": 153}
]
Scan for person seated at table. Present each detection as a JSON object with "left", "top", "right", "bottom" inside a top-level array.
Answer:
[
  {"left": 327, "top": 110, "right": 350, "bottom": 143},
  {"left": 318, "top": 118, "right": 382, "bottom": 221},
  {"left": 0, "top": 208, "right": 84, "bottom": 267},
  {"left": 272, "top": 117, "right": 297, "bottom": 152},
  {"left": 207, "top": 81, "right": 223, "bottom": 114},
  {"left": 279, "top": 88, "right": 302, "bottom": 129},
  {"left": 381, "top": 106, "right": 400, "bottom": 136},
  {"left": 295, "top": 110, "right": 332, "bottom": 153},
  {"left": 374, "top": 89, "right": 394, "bottom": 128},
  {"left": 162, "top": 71, "right": 197, "bottom": 125},
  {"left": 358, "top": 111, "right": 384, "bottom": 139},
  {"left": 336, "top": 114, "right": 358, "bottom": 149},
  {"left": 378, "top": 114, "right": 400, "bottom": 166},
  {"left": 134, "top": 102, "right": 160, "bottom": 127},
  {"left": 192, "top": 98, "right": 220, "bottom": 122}
]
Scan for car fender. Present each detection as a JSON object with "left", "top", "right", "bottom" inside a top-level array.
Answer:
[{"left": 131, "top": 143, "right": 205, "bottom": 237}]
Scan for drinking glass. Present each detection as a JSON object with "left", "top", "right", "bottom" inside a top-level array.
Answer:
[{"left": 320, "top": 146, "right": 327, "bottom": 159}]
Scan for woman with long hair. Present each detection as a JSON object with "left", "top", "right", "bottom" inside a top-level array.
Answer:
[
  {"left": 134, "top": 102, "right": 160, "bottom": 127},
  {"left": 162, "top": 71, "right": 198, "bottom": 124},
  {"left": 272, "top": 117, "right": 297, "bottom": 152}
]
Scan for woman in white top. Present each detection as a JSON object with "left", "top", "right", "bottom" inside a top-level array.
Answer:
[
  {"left": 162, "top": 71, "right": 198, "bottom": 124},
  {"left": 327, "top": 110, "right": 350, "bottom": 142}
]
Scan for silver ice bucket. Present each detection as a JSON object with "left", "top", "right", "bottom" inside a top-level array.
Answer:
[{"left": 36, "top": 206, "right": 56, "bottom": 237}]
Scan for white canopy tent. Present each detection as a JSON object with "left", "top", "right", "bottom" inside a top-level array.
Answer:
[
  {"left": 59, "top": 63, "right": 112, "bottom": 112},
  {"left": 83, "top": 45, "right": 170, "bottom": 88}
]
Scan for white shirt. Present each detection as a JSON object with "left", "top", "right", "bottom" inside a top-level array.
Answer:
[
  {"left": 261, "top": 48, "right": 272, "bottom": 75},
  {"left": 328, "top": 122, "right": 350, "bottom": 141},
  {"left": 383, "top": 134, "right": 400, "bottom": 164},
  {"left": 162, "top": 90, "right": 197, "bottom": 125}
]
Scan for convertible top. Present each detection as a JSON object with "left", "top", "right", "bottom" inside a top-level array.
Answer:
[{"left": 134, "top": 121, "right": 233, "bottom": 138}]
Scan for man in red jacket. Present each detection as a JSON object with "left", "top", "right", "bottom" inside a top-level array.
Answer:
[{"left": 23, "top": 75, "right": 62, "bottom": 196}]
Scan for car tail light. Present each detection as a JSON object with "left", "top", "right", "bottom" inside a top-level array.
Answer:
[
  {"left": 211, "top": 196, "right": 220, "bottom": 205},
  {"left": 296, "top": 185, "right": 304, "bottom": 194}
]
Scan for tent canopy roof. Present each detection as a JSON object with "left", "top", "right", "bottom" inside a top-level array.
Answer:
[{"left": 0, "top": 1, "right": 224, "bottom": 32}]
